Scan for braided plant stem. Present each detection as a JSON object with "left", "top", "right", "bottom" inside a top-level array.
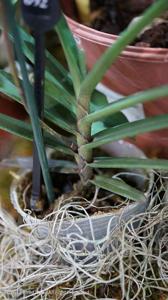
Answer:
[{"left": 76, "top": 95, "right": 93, "bottom": 184}]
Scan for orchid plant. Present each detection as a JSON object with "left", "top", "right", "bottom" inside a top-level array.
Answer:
[{"left": 0, "top": 0, "right": 168, "bottom": 206}]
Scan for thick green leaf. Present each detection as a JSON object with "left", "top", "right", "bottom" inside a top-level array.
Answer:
[
  {"left": 90, "top": 175, "right": 146, "bottom": 201},
  {"left": 56, "top": 16, "right": 83, "bottom": 96},
  {"left": 89, "top": 157, "right": 168, "bottom": 170},
  {"left": 83, "top": 114, "right": 168, "bottom": 150},
  {"left": 0, "top": 113, "right": 73, "bottom": 156},
  {"left": 82, "top": 85, "right": 168, "bottom": 125}
]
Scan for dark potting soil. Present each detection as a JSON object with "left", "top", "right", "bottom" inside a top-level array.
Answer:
[
  {"left": 134, "top": 22, "right": 168, "bottom": 48},
  {"left": 88, "top": 0, "right": 168, "bottom": 48},
  {"left": 90, "top": 0, "right": 154, "bottom": 34},
  {"left": 18, "top": 170, "right": 139, "bottom": 219},
  {"left": 22, "top": 172, "right": 80, "bottom": 216}
]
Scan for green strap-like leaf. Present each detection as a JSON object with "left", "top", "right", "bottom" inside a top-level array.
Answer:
[
  {"left": 82, "top": 114, "right": 168, "bottom": 150},
  {"left": 45, "top": 79, "right": 76, "bottom": 114},
  {"left": 19, "top": 27, "right": 74, "bottom": 93},
  {"left": 0, "top": 70, "right": 76, "bottom": 118},
  {"left": 45, "top": 108, "right": 77, "bottom": 135},
  {"left": 22, "top": 41, "right": 76, "bottom": 112},
  {"left": 4, "top": 0, "right": 55, "bottom": 202},
  {"left": 21, "top": 40, "right": 76, "bottom": 112},
  {"left": 90, "top": 175, "right": 146, "bottom": 201},
  {"left": 0, "top": 113, "right": 73, "bottom": 156},
  {"left": 89, "top": 157, "right": 168, "bottom": 170},
  {"left": 82, "top": 85, "right": 168, "bottom": 125},
  {"left": 16, "top": 29, "right": 76, "bottom": 115},
  {"left": 56, "top": 16, "right": 83, "bottom": 96},
  {"left": 0, "top": 70, "right": 76, "bottom": 135}
]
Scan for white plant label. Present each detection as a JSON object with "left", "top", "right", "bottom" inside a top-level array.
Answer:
[{"left": 23, "top": 0, "right": 48, "bottom": 9}]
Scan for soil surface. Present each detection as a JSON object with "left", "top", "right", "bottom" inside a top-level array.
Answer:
[
  {"left": 86, "top": 0, "right": 168, "bottom": 48},
  {"left": 134, "top": 21, "right": 168, "bottom": 48},
  {"left": 18, "top": 169, "right": 141, "bottom": 218},
  {"left": 90, "top": 0, "right": 154, "bottom": 34}
]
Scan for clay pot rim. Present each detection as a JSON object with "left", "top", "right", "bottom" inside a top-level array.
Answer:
[{"left": 66, "top": 16, "right": 168, "bottom": 63}]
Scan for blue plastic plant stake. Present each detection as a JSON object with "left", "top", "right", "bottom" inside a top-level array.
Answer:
[{"left": 21, "top": 0, "right": 61, "bottom": 211}]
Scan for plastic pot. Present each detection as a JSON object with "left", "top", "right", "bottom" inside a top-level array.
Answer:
[
  {"left": 61, "top": 0, "right": 168, "bottom": 156},
  {"left": 10, "top": 169, "right": 152, "bottom": 252},
  {"left": 10, "top": 141, "right": 153, "bottom": 252}
]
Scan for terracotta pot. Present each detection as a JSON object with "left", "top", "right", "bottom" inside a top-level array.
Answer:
[
  {"left": 61, "top": 0, "right": 168, "bottom": 157},
  {"left": 62, "top": 1, "right": 168, "bottom": 95},
  {"left": 134, "top": 131, "right": 168, "bottom": 158}
]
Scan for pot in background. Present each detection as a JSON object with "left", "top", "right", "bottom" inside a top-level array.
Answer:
[
  {"left": 61, "top": 0, "right": 168, "bottom": 156},
  {"left": 62, "top": 0, "right": 168, "bottom": 97},
  {"left": 134, "top": 130, "right": 168, "bottom": 158}
]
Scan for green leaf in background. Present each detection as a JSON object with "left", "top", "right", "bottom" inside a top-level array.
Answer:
[
  {"left": 90, "top": 90, "right": 109, "bottom": 112},
  {"left": 83, "top": 114, "right": 168, "bottom": 150},
  {"left": 91, "top": 112, "right": 128, "bottom": 135},
  {"left": 0, "top": 113, "right": 73, "bottom": 155},
  {"left": 0, "top": 70, "right": 21, "bottom": 102},
  {"left": 18, "top": 27, "right": 74, "bottom": 93},
  {"left": 91, "top": 121, "right": 107, "bottom": 136},
  {"left": 90, "top": 175, "right": 146, "bottom": 202},
  {"left": 89, "top": 157, "right": 168, "bottom": 171},
  {"left": 0, "top": 71, "right": 76, "bottom": 135},
  {"left": 20, "top": 38, "right": 76, "bottom": 113},
  {"left": 15, "top": 28, "right": 76, "bottom": 118},
  {"left": 0, "top": 70, "right": 76, "bottom": 121},
  {"left": 45, "top": 105, "right": 77, "bottom": 135},
  {"left": 82, "top": 85, "right": 168, "bottom": 126},
  {"left": 90, "top": 90, "right": 128, "bottom": 135},
  {"left": 45, "top": 79, "right": 76, "bottom": 114}
]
